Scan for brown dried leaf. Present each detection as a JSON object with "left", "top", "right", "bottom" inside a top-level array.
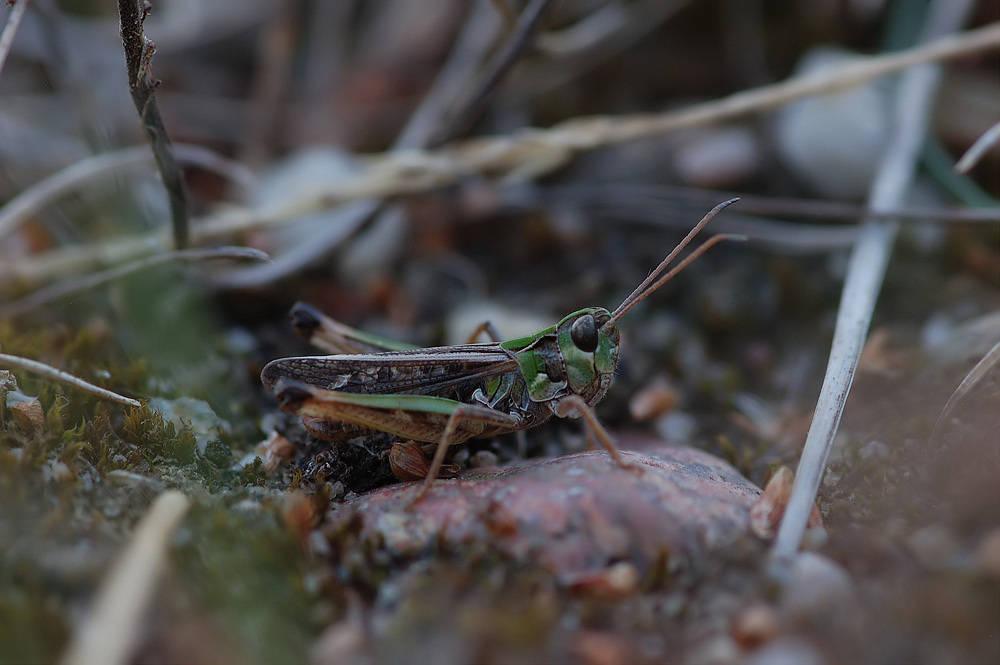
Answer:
[
  {"left": 388, "top": 440, "right": 460, "bottom": 481},
  {"left": 731, "top": 603, "right": 781, "bottom": 649},
  {"left": 628, "top": 375, "right": 680, "bottom": 421},
  {"left": 571, "top": 630, "right": 634, "bottom": 665},
  {"left": 750, "top": 466, "right": 824, "bottom": 540},
  {"left": 263, "top": 431, "right": 295, "bottom": 471},
  {"left": 566, "top": 561, "right": 640, "bottom": 600},
  {"left": 10, "top": 398, "right": 44, "bottom": 435}
]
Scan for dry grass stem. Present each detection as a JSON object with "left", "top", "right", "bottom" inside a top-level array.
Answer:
[
  {"left": 0, "top": 0, "right": 29, "bottom": 78},
  {"left": 955, "top": 119, "right": 1000, "bottom": 174},
  {"left": 117, "top": 0, "right": 190, "bottom": 249},
  {"left": 529, "top": 0, "right": 692, "bottom": 91},
  {"left": 178, "top": 0, "right": 501, "bottom": 288},
  {"left": 430, "top": 0, "right": 555, "bottom": 146},
  {"left": 2, "top": 22, "right": 997, "bottom": 289},
  {"left": 539, "top": 183, "right": 1000, "bottom": 227},
  {"left": 930, "top": 340, "right": 1000, "bottom": 445},
  {"left": 0, "top": 353, "right": 141, "bottom": 407},
  {"left": 394, "top": 1, "right": 502, "bottom": 150},
  {"left": 1, "top": 246, "right": 269, "bottom": 317},
  {"left": 771, "top": 0, "right": 978, "bottom": 563},
  {"left": 59, "top": 491, "right": 190, "bottom": 665},
  {"left": 0, "top": 144, "right": 254, "bottom": 244}
]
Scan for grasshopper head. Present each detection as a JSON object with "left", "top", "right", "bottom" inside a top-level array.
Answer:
[{"left": 556, "top": 307, "right": 619, "bottom": 403}]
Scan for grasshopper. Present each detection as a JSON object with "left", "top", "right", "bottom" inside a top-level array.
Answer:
[{"left": 262, "top": 199, "right": 741, "bottom": 499}]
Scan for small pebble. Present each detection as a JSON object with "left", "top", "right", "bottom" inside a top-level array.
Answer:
[
  {"left": 674, "top": 126, "right": 761, "bottom": 188},
  {"left": 687, "top": 635, "right": 740, "bottom": 665},
  {"left": 654, "top": 410, "right": 698, "bottom": 443},
  {"left": 468, "top": 450, "right": 498, "bottom": 468},
  {"left": 774, "top": 47, "right": 890, "bottom": 200},
  {"left": 731, "top": 603, "right": 781, "bottom": 649},
  {"left": 907, "top": 524, "right": 959, "bottom": 570},
  {"left": 629, "top": 376, "right": 680, "bottom": 422},
  {"left": 743, "top": 637, "right": 825, "bottom": 665},
  {"left": 781, "top": 552, "right": 855, "bottom": 624},
  {"left": 974, "top": 528, "right": 1000, "bottom": 579}
]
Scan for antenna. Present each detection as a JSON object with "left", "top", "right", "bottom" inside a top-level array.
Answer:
[{"left": 606, "top": 198, "right": 743, "bottom": 326}]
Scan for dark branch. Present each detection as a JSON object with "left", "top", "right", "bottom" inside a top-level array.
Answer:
[
  {"left": 429, "top": 0, "right": 555, "bottom": 147},
  {"left": 117, "top": 0, "right": 189, "bottom": 249}
]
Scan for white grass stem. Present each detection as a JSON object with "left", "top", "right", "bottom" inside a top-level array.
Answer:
[
  {"left": 2, "top": 23, "right": 997, "bottom": 288},
  {"left": 0, "top": 0, "right": 29, "bottom": 79},
  {"left": 0, "top": 144, "right": 255, "bottom": 244},
  {"left": 930, "top": 340, "right": 1000, "bottom": 445},
  {"left": 771, "top": 0, "right": 978, "bottom": 563},
  {"left": 60, "top": 491, "right": 190, "bottom": 665},
  {"left": 955, "top": 119, "right": 1000, "bottom": 174},
  {"left": 0, "top": 353, "right": 141, "bottom": 407},
  {"left": 1, "top": 246, "right": 268, "bottom": 317}
]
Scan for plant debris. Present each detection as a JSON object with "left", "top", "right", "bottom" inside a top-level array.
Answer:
[{"left": 0, "top": 2, "right": 997, "bottom": 664}]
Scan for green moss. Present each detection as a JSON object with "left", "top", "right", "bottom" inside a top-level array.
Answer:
[
  {"left": 718, "top": 435, "right": 737, "bottom": 467},
  {"left": 44, "top": 395, "right": 68, "bottom": 434},
  {"left": 203, "top": 438, "right": 233, "bottom": 467},
  {"left": 239, "top": 457, "right": 267, "bottom": 487},
  {"left": 0, "top": 583, "right": 69, "bottom": 664},
  {"left": 122, "top": 404, "right": 198, "bottom": 464},
  {"left": 174, "top": 504, "right": 318, "bottom": 665}
]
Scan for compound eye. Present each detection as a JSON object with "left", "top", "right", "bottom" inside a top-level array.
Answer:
[{"left": 570, "top": 314, "right": 599, "bottom": 352}]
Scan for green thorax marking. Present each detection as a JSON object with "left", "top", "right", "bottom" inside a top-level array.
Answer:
[{"left": 510, "top": 307, "right": 620, "bottom": 403}]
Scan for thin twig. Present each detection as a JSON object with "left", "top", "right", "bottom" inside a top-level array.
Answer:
[
  {"left": 217, "top": 21, "right": 999, "bottom": 210},
  {"left": 430, "top": 0, "right": 556, "bottom": 146},
  {"left": 0, "top": 353, "right": 141, "bottom": 407},
  {"left": 547, "top": 199, "right": 861, "bottom": 252},
  {"left": 3, "top": 22, "right": 998, "bottom": 287},
  {"left": 60, "top": 491, "right": 190, "bottom": 665},
  {"left": 395, "top": 0, "right": 502, "bottom": 150},
  {"left": 498, "top": 177, "right": 999, "bottom": 258},
  {"left": 238, "top": 3, "right": 296, "bottom": 168},
  {"left": 0, "top": 144, "right": 255, "bottom": 244},
  {"left": 0, "top": 0, "right": 30, "bottom": 78},
  {"left": 447, "top": 21, "right": 1000, "bottom": 170},
  {"left": 117, "top": 0, "right": 190, "bottom": 249},
  {"left": 531, "top": 183, "right": 1000, "bottom": 225},
  {"left": 771, "top": 0, "right": 977, "bottom": 564},
  {"left": 955, "top": 119, "right": 1000, "bottom": 174},
  {"left": 929, "top": 340, "right": 1000, "bottom": 445},
  {"left": 214, "top": 0, "right": 504, "bottom": 288},
  {"left": 1, "top": 246, "right": 269, "bottom": 318},
  {"left": 528, "top": 0, "right": 691, "bottom": 92},
  {"left": 534, "top": 3, "right": 630, "bottom": 55}
]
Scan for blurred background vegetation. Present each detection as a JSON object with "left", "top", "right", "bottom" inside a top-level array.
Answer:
[{"left": 0, "top": 1, "right": 997, "bottom": 664}]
